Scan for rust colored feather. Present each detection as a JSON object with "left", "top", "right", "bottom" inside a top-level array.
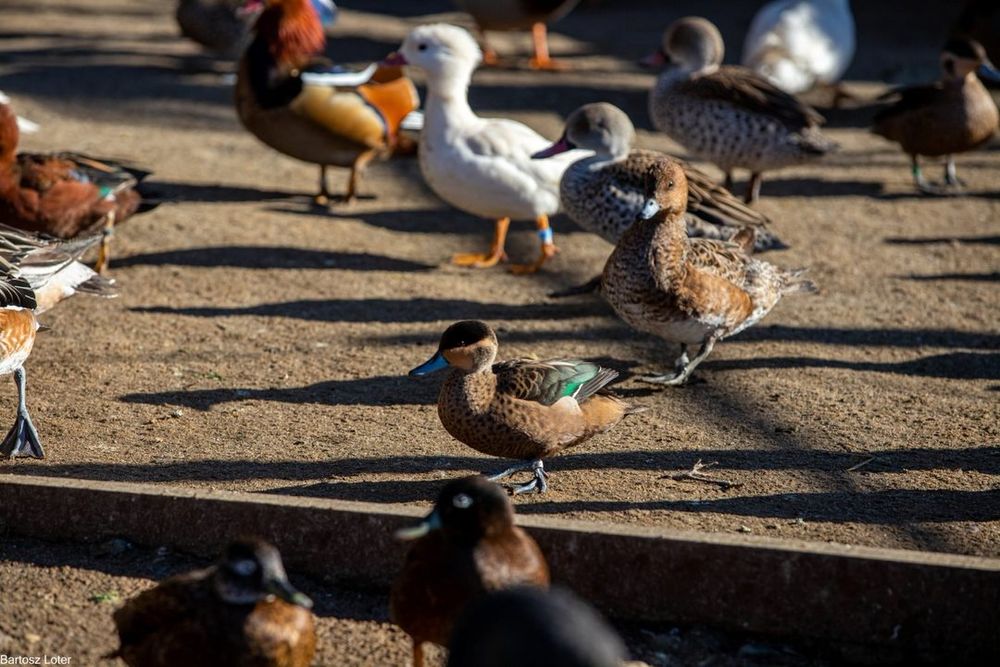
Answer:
[{"left": 254, "top": 0, "right": 326, "bottom": 69}]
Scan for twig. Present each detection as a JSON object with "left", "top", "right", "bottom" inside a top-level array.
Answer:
[
  {"left": 665, "top": 459, "right": 742, "bottom": 489},
  {"left": 846, "top": 456, "right": 877, "bottom": 472}
]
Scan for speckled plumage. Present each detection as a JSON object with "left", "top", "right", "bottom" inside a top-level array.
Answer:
[{"left": 601, "top": 160, "right": 815, "bottom": 384}]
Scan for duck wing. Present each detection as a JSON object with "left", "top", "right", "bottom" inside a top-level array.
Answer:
[
  {"left": 493, "top": 359, "right": 618, "bottom": 406},
  {"left": 872, "top": 82, "right": 946, "bottom": 126},
  {"left": 685, "top": 238, "right": 753, "bottom": 286},
  {"left": 109, "top": 570, "right": 211, "bottom": 658},
  {"left": 681, "top": 66, "right": 825, "bottom": 129},
  {"left": 682, "top": 161, "right": 769, "bottom": 229}
]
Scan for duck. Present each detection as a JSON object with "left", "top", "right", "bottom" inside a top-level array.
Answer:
[
  {"left": 409, "top": 320, "right": 641, "bottom": 493},
  {"left": 176, "top": 0, "right": 337, "bottom": 59},
  {"left": 872, "top": 38, "right": 999, "bottom": 195},
  {"left": 601, "top": 160, "right": 816, "bottom": 386},
  {"left": 389, "top": 24, "right": 588, "bottom": 273},
  {"left": 646, "top": 17, "right": 836, "bottom": 203},
  {"left": 0, "top": 91, "right": 38, "bottom": 135},
  {"left": 533, "top": 102, "right": 785, "bottom": 253},
  {"left": 0, "top": 101, "right": 155, "bottom": 274},
  {"left": 0, "top": 265, "right": 42, "bottom": 459},
  {"left": 109, "top": 539, "right": 316, "bottom": 667},
  {"left": 452, "top": 0, "right": 580, "bottom": 70},
  {"left": 741, "top": 0, "right": 855, "bottom": 102},
  {"left": 391, "top": 476, "right": 550, "bottom": 667},
  {"left": 447, "top": 587, "right": 626, "bottom": 667},
  {"left": 236, "top": 0, "right": 419, "bottom": 205}
]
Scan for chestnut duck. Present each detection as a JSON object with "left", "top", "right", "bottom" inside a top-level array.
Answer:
[
  {"left": 391, "top": 476, "right": 549, "bottom": 667},
  {"left": 601, "top": 160, "right": 816, "bottom": 386},
  {"left": 452, "top": 0, "right": 580, "bottom": 70},
  {"left": 109, "top": 539, "right": 315, "bottom": 667},
  {"left": 409, "top": 320, "right": 640, "bottom": 493},
  {"left": 872, "top": 38, "right": 999, "bottom": 195},
  {"left": 391, "top": 24, "right": 588, "bottom": 273},
  {"left": 236, "top": 0, "right": 419, "bottom": 205},
  {"left": 647, "top": 17, "right": 836, "bottom": 203}
]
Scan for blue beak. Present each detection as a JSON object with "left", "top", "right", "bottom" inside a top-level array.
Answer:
[
  {"left": 978, "top": 62, "right": 1000, "bottom": 83},
  {"left": 409, "top": 351, "right": 449, "bottom": 377}
]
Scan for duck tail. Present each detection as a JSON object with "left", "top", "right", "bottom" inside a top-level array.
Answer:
[
  {"left": 794, "top": 128, "right": 838, "bottom": 156},
  {"left": 623, "top": 403, "right": 649, "bottom": 417},
  {"left": 75, "top": 273, "right": 119, "bottom": 298},
  {"left": 781, "top": 268, "right": 818, "bottom": 295}
]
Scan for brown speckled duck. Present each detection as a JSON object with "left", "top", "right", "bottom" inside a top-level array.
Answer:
[
  {"left": 647, "top": 16, "right": 836, "bottom": 203},
  {"left": 109, "top": 539, "right": 315, "bottom": 667},
  {"left": 533, "top": 102, "right": 785, "bottom": 253},
  {"left": 409, "top": 320, "right": 641, "bottom": 494},
  {"left": 236, "top": 0, "right": 419, "bottom": 205},
  {"left": 602, "top": 161, "right": 816, "bottom": 386},
  {"left": 454, "top": 0, "right": 580, "bottom": 70},
  {"left": 391, "top": 476, "right": 550, "bottom": 667},
  {"left": 873, "top": 38, "right": 999, "bottom": 195}
]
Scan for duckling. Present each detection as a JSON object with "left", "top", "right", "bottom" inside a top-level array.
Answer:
[
  {"left": 409, "top": 320, "right": 640, "bottom": 493},
  {"left": 453, "top": 0, "right": 580, "bottom": 70},
  {"left": 872, "top": 38, "right": 999, "bottom": 196},
  {"left": 647, "top": 17, "right": 836, "bottom": 203},
  {"left": 0, "top": 266, "right": 41, "bottom": 459},
  {"left": 741, "top": 0, "right": 855, "bottom": 102},
  {"left": 601, "top": 161, "right": 816, "bottom": 386},
  {"left": 447, "top": 587, "right": 626, "bottom": 667},
  {"left": 391, "top": 476, "right": 550, "bottom": 667},
  {"left": 533, "top": 102, "right": 784, "bottom": 253},
  {"left": 0, "top": 103, "right": 154, "bottom": 274},
  {"left": 109, "top": 539, "right": 315, "bottom": 667},
  {"left": 236, "top": 0, "right": 419, "bottom": 205},
  {"left": 391, "top": 24, "right": 588, "bottom": 273}
]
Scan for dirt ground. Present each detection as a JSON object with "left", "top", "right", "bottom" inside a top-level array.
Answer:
[{"left": 0, "top": 0, "right": 997, "bottom": 661}]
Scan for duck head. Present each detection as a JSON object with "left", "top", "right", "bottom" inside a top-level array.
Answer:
[
  {"left": 639, "top": 160, "right": 689, "bottom": 220},
  {"left": 252, "top": 0, "right": 326, "bottom": 68},
  {"left": 213, "top": 539, "right": 313, "bottom": 609},
  {"left": 392, "top": 24, "right": 482, "bottom": 97},
  {"left": 409, "top": 320, "right": 498, "bottom": 376},
  {"left": 396, "top": 476, "right": 515, "bottom": 545},
  {"left": 533, "top": 102, "right": 634, "bottom": 161},
  {"left": 941, "top": 38, "right": 1000, "bottom": 83},
  {"left": 659, "top": 17, "right": 724, "bottom": 75}
]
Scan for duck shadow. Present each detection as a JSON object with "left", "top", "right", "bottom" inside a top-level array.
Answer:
[
  {"left": 114, "top": 246, "right": 433, "bottom": 272},
  {"left": 899, "top": 272, "right": 1000, "bottom": 283},
  {"left": 705, "top": 352, "right": 1000, "bottom": 381},
  {"left": 757, "top": 178, "right": 885, "bottom": 198},
  {"left": 119, "top": 374, "right": 436, "bottom": 410},
  {"left": 734, "top": 325, "right": 1000, "bottom": 350},
  {"left": 884, "top": 234, "right": 1000, "bottom": 246},
  {"left": 130, "top": 297, "right": 604, "bottom": 324},
  {"left": 146, "top": 180, "right": 305, "bottom": 204}
]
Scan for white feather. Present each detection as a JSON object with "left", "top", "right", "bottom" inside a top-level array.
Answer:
[
  {"left": 741, "top": 0, "right": 855, "bottom": 94},
  {"left": 299, "top": 63, "right": 378, "bottom": 88}
]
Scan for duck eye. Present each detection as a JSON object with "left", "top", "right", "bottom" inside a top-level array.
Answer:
[
  {"left": 232, "top": 560, "right": 257, "bottom": 576},
  {"left": 452, "top": 493, "right": 473, "bottom": 509},
  {"left": 667, "top": 180, "right": 674, "bottom": 189},
  {"left": 418, "top": 43, "right": 428, "bottom": 52}
]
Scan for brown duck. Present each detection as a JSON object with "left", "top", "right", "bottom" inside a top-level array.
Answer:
[
  {"left": 236, "top": 0, "right": 419, "bottom": 205},
  {"left": 872, "top": 38, "right": 999, "bottom": 195},
  {"left": 109, "top": 539, "right": 316, "bottom": 667},
  {"left": 0, "top": 102, "right": 153, "bottom": 273},
  {"left": 601, "top": 160, "right": 816, "bottom": 386},
  {"left": 391, "top": 475, "right": 550, "bottom": 667},
  {"left": 409, "top": 320, "right": 642, "bottom": 494}
]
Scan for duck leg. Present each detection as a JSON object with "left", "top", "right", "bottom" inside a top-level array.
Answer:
[
  {"left": 944, "top": 156, "right": 965, "bottom": 190},
  {"left": 509, "top": 214, "right": 558, "bottom": 274},
  {"left": 453, "top": 218, "right": 510, "bottom": 268},
  {"left": 639, "top": 335, "right": 719, "bottom": 386},
  {"left": 344, "top": 150, "right": 376, "bottom": 204},
  {"left": 478, "top": 26, "right": 500, "bottom": 66},
  {"left": 528, "top": 23, "right": 568, "bottom": 71},
  {"left": 723, "top": 171, "right": 734, "bottom": 192},
  {"left": 94, "top": 210, "right": 116, "bottom": 275},
  {"left": 412, "top": 639, "right": 424, "bottom": 667},
  {"left": 1, "top": 367, "right": 44, "bottom": 459},
  {"left": 314, "top": 165, "right": 330, "bottom": 207},
  {"left": 744, "top": 172, "right": 763, "bottom": 204},
  {"left": 487, "top": 459, "right": 549, "bottom": 494},
  {"left": 911, "top": 155, "right": 955, "bottom": 196}
]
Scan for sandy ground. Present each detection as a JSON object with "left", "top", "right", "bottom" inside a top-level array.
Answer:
[{"left": 0, "top": 0, "right": 997, "bottom": 660}]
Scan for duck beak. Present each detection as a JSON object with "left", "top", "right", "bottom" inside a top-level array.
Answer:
[
  {"left": 265, "top": 577, "right": 313, "bottom": 609},
  {"left": 237, "top": 0, "right": 264, "bottom": 18},
  {"left": 409, "top": 351, "right": 449, "bottom": 377},
  {"left": 639, "top": 48, "right": 668, "bottom": 69},
  {"left": 395, "top": 510, "right": 442, "bottom": 541},
  {"left": 639, "top": 198, "right": 661, "bottom": 220},
  {"left": 978, "top": 61, "right": 1000, "bottom": 83},
  {"left": 382, "top": 52, "right": 408, "bottom": 67},
  {"left": 532, "top": 135, "right": 575, "bottom": 159}
]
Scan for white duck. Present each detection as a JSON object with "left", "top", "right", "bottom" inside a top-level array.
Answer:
[
  {"left": 741, "top": 0, "right": 855, "bottom": 98},
  {"left": 389, "top": 24, "right": 588, "bottom": 273}
]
